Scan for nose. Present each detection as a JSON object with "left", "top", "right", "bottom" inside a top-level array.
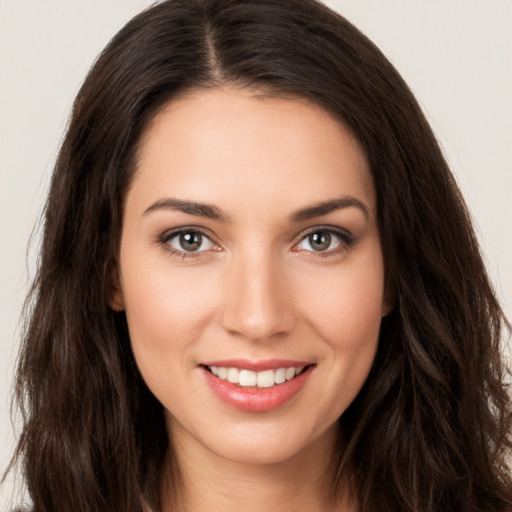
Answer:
[{"left": 220, "top": 249, "right": 296, "bottom": 342}]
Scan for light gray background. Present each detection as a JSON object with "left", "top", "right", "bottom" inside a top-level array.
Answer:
[{"left": 1, "top": 1, "right": 511, "bottom": 508}]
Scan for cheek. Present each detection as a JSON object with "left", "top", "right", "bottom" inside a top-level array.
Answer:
[
  {"left": 120, "top": 256, "right": 219, "bottom": 373},
  {"left": 295, "top": 246, "right": 385, "bottom": 384},
  {"left": 303, "top": 249, "right": 384, "bottom": 326}
]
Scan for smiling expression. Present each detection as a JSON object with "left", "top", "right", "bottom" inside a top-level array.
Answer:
[{"left": 111, "top": 87, "right": 391, "bottom": 465}]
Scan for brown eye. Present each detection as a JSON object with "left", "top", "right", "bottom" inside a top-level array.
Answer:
[
  {"left": 179, "top": 232, "right": 202, "bottom": 251},
  {"left": 308, "top": 232, "right": 332, "bottom": 251},
  {"left": 296, "top": 229, "right": 351, "bottom": 253},
  {"left": 167, "top": 230, "right": 215, "bottom": 253}
]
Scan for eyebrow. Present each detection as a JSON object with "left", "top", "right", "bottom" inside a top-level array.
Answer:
[
  {"left": 143, "top": 198, "right": 229, "bottom": 222},
  {"left": 142, "top": 195, "right": 369, "bottom": 223},
  {"left": 288, "top": 196, "right": 370, "bottom": 223}
]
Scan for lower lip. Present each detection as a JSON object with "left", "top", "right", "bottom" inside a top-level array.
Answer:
[{"left": 202, "top": 366, "right": 313, "bottom": 412}]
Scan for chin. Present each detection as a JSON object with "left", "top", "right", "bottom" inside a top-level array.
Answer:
[
  {"left": 217, "top": 435, "right": 309, "bottom": 466},
  {"left": 167, "top": 406, "right": 339, "bottom": 469}
]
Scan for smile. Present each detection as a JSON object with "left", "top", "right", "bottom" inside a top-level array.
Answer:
[
  {"left": 206, "top": 365, "right": 306, "bottom": 388},
  {"left": 201, "top": 360, "right": 314, "bottom": 412}
]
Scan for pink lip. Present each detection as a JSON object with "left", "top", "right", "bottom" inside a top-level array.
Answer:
[
  {"left": 201, "top": 358, "right": 311, "bottom": 371},
  {"left": 201, "top": 363, "right": 314, "bottom": 413}
]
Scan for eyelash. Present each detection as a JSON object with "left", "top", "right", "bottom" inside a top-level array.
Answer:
[
  {"left": 157, "top": 225, "right": 356, "bottom": 260},
  {"left": 293, "top": 225, "right": 356, "bottom": 257},
  {"left": 158, "top": 226, "right": 217, "bottom": 260}
]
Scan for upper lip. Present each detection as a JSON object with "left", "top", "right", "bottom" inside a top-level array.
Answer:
[{"left": 200, "top": 358, "right": 313, "bottom": 372}]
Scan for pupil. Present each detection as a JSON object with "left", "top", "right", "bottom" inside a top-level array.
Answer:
[
  {"left": 180, "top": 232, "right": 202, "bottom": 251},
  {"left": 309, "top": 232, "right": 331, "bottom": 251}
]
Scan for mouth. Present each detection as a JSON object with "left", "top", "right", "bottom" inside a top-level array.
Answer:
[
  {"left": 203, "top": 364, "right": 310, "bottom": 388},
  {"left": 200, "top": 360, "right": 315, "bottom": 412}
]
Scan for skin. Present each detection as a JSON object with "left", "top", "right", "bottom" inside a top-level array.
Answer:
[{"left": 111, "top": 87, "right": 391, "bottom": 511}]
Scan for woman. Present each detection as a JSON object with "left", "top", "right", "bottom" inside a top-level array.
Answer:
[{"left": 4, "top": 0, "right": 511, "bottom": 510}]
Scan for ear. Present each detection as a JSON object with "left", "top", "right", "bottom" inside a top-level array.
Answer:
[{"left": 107, "top": 265, "right": 125, "bottom": 311}]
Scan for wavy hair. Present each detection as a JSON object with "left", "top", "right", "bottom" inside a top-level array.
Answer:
[{"left": 5, "top": 0, "right": 512, "bottom": 510}]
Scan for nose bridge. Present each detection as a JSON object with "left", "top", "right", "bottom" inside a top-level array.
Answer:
[{"left": 221, "top": 244, "right": 294, "bottom": 341}]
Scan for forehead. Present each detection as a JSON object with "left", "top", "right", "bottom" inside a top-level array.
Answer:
[{"left": 128, "top": 87, "right": 375, "bottom": 218}]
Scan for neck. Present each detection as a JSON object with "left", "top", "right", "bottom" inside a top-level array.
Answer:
[{"left": 159, "top": 422, "right": 355, "bottom": 512}]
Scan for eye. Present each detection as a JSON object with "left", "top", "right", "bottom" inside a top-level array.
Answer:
[
  {"left": 164, "top": 229, "right": 216, "bottom": 253},
  {"left": 295, "top": 228, "right": 353, "bottom": 253}
]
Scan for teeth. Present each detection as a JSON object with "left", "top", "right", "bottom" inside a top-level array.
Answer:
[
  {"left": 207, "top": 365, "right": 306, "bottom": 387},
  {"left": 226, "top": 367, "right": 239, "bottom": 383},
  {"left": 257, "top": 370, "right": 275, "bottom": 388},
  {"left": 239, "top": 369, "right": 257, "bottom": 386},
  {"left": 274, "top": 368, "right": 286, "bottom": 384}
]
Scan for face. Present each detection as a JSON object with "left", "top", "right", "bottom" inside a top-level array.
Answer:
[{"left": 112, "top": 88, "right": 391, "bottom": 466}]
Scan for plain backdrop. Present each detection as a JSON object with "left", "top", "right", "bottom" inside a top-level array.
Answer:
[{"left": 1, "top": 0, "right": 511, "bottom": 508}]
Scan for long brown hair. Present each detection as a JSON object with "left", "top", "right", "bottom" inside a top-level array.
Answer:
[{"left": 5, "top": 0, "right": 511, "bottom": 510}]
